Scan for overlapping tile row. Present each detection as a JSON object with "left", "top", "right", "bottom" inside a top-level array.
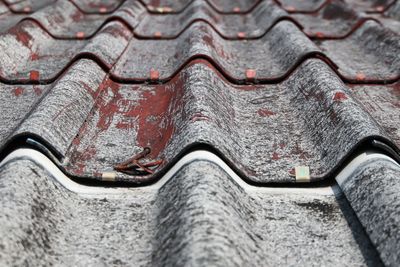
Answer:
[
  {"left": 1, "top": 0, "right": 55, "bottom": 13},
  {"left": 0, "top": 0, "right": 399, "bottom": 84},
  {"left": 345, "top": 0, "right": 397, "bottom": 13},
  {"left": 0, "top": 59, "right": 398, "bottom": 184},
  {"left": 275, "top": 0, "right": 328, "bottom": 13},
  {"left": 370, "top": 0, "right": 400, "bottom": 33},
  {"left": 73, "top": 0, "right": 262, "bottom": 14},
  {"left": 291, "top": 0, "right": 378, "bottom": 39},
  {"left": 0, "top": 0, "right": 146, "bottom": 36},
  {"left": 0, "top": 0, "right": 399, "bottom": 185},
  {"left": 0, "top": 158, "right": 383, "bottom": 266},
  {"left": 133, "top": 0, "right": 300, "bottom": 39},
  {"left": 0, "top": 20, "right": 131, "bottom": 82},
  {"left": 1, "top": 0, "right": 399, "bottom": 38}
]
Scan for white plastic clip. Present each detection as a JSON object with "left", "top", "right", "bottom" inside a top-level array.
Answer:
[
  {"left": 102, "top": 172, "right": 116, "bottom": 182},
  {"left": 295, "top": 166, "right": 310, "bottom": 183}
]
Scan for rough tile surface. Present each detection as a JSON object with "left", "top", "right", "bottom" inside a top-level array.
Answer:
[{"left": 0, "top": 0, "right": 399, "bottom": 265}]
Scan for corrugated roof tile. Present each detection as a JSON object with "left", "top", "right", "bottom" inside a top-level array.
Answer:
[
  {"left": 0, "top": 0, "right": 399, "bottom": 265},
  {"left": 1, "top": 59, "right": 398, "bottom": 184},
  {"left": 134, "top": 0, "right": 292, "bottom": 39},
  {"left": 0, "top": 158, "right": 384, "bottom": 266}
]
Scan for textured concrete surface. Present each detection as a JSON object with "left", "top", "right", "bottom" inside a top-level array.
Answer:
[{"left": 0, "top": 158, "right": 383, "bottom": 266}]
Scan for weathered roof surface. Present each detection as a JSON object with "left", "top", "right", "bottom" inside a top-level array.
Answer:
[
  {"left": 0, "top": 157, "right": 383, "bottom": 266},
  {"left": 1, "top": 59, "right": 398, "bottom": 184},
  {"left": 0, "top": 0, "right": 399, "bottom": 266}
]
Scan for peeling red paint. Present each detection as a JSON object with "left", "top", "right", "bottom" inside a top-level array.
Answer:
[
  {"left": 96, "top": 79, "right": 121, "bottom": 131},
  {"left": 258, "top": 108, "right": 276, "bottom": 117},
  {"left": 68, "top": 147, "right": 96, "bottom": 175},
  {"left": 33, "top": 86, "right": 42, "bottom": 96},
  {"left": 272, "top": 152, "right": 280, "bottom": 160},
  {"left": 291, "top": 142, "right": 310, "bottom": 160},
  {"left": 71, "top": 9, "right": 83, "bottom": 22},
  {"left": 80, "top": 81, "right": 99, "bottom": 99},
  {"left": 115, "top": 119, "right": 136, "bottom": 129},
  {"left": 12, "top": 87, "right": 24, "bottom": 97},
  {"left": 30, "top": 52, "right": 39, "bottom": 60},
  {"left": 9, "top": 24, "right": 33, "bottom": 48},
  {"left": 79, "top": 75, "right": 184, "bottom": 160},
  {"left": 333, "top": 92, "right": 348, "bottom": 102},
  {"left": 125, "top": 84, "right": 182, "bottom": 158}
]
